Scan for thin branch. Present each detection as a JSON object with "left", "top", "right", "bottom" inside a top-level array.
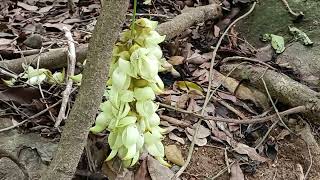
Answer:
[
  {"left": 55, "top": 27, "right": 77, "bottom": 127},
  {"left": 159, "top": 103, "right": 306, "bottom": 124},
  {"left": 304, "top": 143, "right": 312, "bottom": 180},
  {"left": 0, "top": 100, "right": 61, "bottom": 133},
  {"left": 222, "top": 56, "right": 277, "bottom": 70},
  {"left": 173, "top": 3, "right": 257, "bottom": 178}
]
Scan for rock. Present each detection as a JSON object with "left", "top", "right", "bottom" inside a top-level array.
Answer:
[
  {"left": 147, "top": 156, "right": 177, "bottom": 180},
  {"left": 276, "top": 42, "right": 320, "bottom": 87},
  {"left": 23, "top": 34, "right": 42, "bottom": 49},
  {"left": 165, "top": 145, "right": 185, "bottom": 166},
  {"left": 238, "top": 0, "right": 320, "bottom": 47}
]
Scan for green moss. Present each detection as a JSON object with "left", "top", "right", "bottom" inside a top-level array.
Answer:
[{"left": 238, "top": 0, "right": 320, "bottom": 46}]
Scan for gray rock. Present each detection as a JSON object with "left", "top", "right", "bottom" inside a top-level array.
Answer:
[{"left": 23, "top": 34, "right": 42, "bottom": 49}]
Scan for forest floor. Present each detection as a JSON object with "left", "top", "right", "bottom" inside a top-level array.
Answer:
[{"left": 1, "top": 0, "right": 320, "bottom": 180}]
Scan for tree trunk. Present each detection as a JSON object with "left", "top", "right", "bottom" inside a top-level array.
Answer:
[{"left": 40, "top": 0, "right": 129, "bottom": 179}]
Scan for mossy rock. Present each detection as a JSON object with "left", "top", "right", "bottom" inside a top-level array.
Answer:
[{"left": 238, "top": 0, "right": 320, "bottom": 47}]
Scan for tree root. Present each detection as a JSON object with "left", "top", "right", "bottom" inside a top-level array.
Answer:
[
  {"left": 220, "top": 62, "right": 320, "bottom": 122},
  {"left": 0, "top": 3, "right": 221, "bottom": 74}
]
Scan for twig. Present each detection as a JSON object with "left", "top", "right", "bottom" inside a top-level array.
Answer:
[
  {"left": 280, "top": 0, "right": 304, "bottom": 18},
  {"left": 262, "top": 78, "right": 293, "bottom": 134},
  {"left": 211, "top": 161, "right": 235, "bottom": 180},
  {"left": 160, "top": 115, "right": 191, "bottom": 128},
  {"left": 224, "top": 148, "right": 230, "bottom": 173},
  {"left": 159, "top": 103, "right": 306, "bottom": 124},
  {"left": 0, "top": 100, "right": 61, "bottom": 133},
  {"left": 0, "top": 149, "right": 30, "bottom": 180},
  {"left": 304, "top": 144, "right": 312, "bottom": 180},
  {"left": 54, "top": 27, "right": 77, "bottom": 127},
  {"left": 222, "top": 56, "right": 277, "bottom": 70},
  {"left": 126, "top": 13, "right": 169, "bottom": 18},
  {"left": 255, "top": 78, "right": 292, "bottom": 149},
  {"left": 213, "top": 95, "right": 246, "bottom": 119},
  {"left": 173, "top": 3, "right": 257, "bottom": 178}
]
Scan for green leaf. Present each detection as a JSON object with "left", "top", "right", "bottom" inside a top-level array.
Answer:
[
  {"left": 262, "top": 34, "right": 285, "bottom": 54},
  {"left": 70, "top": 74, "right": 82, "bottom": 85},
  {"left": 176, "top": 81, "right": 204, "bottom": 95},
  {"left": 289, "top": 26, "right": 313, "bottom": 46},
  {"left": 27, "top": 74, "right": 47, "bottom": 85}
]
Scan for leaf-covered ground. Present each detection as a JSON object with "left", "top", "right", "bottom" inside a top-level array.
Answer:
[{"left": 1, "top": 0, "right": 320, "bottom": 179}]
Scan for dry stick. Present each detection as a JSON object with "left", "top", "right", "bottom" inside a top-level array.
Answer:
[
  {"left": 55, "top": 27, "right": 77, "bottom": 127},
  {"left": 0, "top": 149, "right": 30, "bottom": 180},
  {"left": 173, "top": 2, "right": 257, "bottom": 178},
  {"left": 159, "top": 103, "right": 306, "bottom": 124},
  {"left": 211, "top": 161, "right": 235, "bottom": 180},
  {"left": 222, "top": 56, "right": 277, "bottom": 70},
  {"left": 304, "top": 144, "right": 312, "bottom": 180},
  {"left": 254, "top": 78, "right": 293, "bottom": 149},
  {"left": 280, "top": 0, "right": 303, "bottom": 18},
  {"left": 0, "top": 100, "right": 61, "bottom": 133}
]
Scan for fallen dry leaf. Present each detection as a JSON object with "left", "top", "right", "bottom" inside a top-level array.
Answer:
[
  {"left": 169, "top": 132, "right": 185, "bottom": 144},
  {"left": 176, "top": 81, "right": 203, "bottom": 95},
  {"left": 135, "top": 158, "right": 151, "bottom": 180},
  {"left": 38, "top": 6, "right": 53, "bottom": 13},
  {"left": 43, "top": 23, "right": 73, "bottom": 32},
  {"left": 230, "top": 161, "right": 244, "bottom": 180},
  {"left": 276, "top": 129, "right": 291, "bottom": 140},
  {"left": 17, "top": 2, "right": 38, "bottom": 11},
  {"left": 177, "top": 93, "right": 189, "bottom": 109},
  {"left": 147, "top": 156, "right": 176, "bottom": 180},
  {"left": 186, "top": 124, "right": 211, "bottom": 146},
  {"left": 168, "top": 56, "right": 184, "bottom": 65},
  {"left": 165, "top": 145, "right": 185, "bottom": 166},
  {"left": 187, "top": 51, "right": 212, "bottom": 64},
  {"left": 186, "top": 125, "right": 211, "bottom": 139},
  {"left": 233, "top": 143, "right": 268, "bottom": 162},
  {"left": 217, "top": 91, "right": 237, "bottom": 102}
]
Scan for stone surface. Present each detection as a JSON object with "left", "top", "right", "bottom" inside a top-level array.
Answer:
[
  {"left": 238, "top": 0, "right": 320, "bottom": 47},
  {"left": 23, "top": 34, "right": 42, "bottom": 49}
]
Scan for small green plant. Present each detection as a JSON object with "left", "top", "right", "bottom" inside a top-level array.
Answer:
[
  {"left": 90, "top": 18, "right": 170, "bottom": 167},
  {"left": 3, "top": 64, "right": 66, "bottom": 86}
]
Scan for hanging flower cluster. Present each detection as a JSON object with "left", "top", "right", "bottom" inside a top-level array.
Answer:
[{"left": 90, "top": 18, "right": 169, "bottom": 167}]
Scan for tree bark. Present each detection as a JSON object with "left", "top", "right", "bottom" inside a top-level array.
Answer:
[{"left": 40, "top": 0, "right": 129, "bottom": 179}]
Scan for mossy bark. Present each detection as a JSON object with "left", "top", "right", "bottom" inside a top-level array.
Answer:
[{"left": 40, "top": 0, "right": 129, "bottom": 179}]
